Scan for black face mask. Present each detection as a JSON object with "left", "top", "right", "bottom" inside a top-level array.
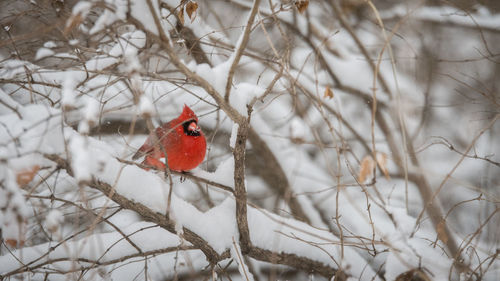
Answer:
[{"left": 183, "top": 120, "right": 201, "bottom": 136}]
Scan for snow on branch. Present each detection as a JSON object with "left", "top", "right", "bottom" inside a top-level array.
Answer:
[
  {"left": 42, "top": 145, "right": 374, "bottom": 279},
  {"left": 1, "top": 0, "right": 499, "bottom": 280}
]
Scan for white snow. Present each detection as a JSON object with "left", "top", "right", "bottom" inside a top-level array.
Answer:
[
  {"left": 61, "top": 75, "right": 77, "bottom": 108},
  {"left": 189, "top": 60, "right": 229, "bottom": 96},
  {"left": 231, "top": 239, "right": 255, "bottom": 281},
  {"left": 71, "top": 1, "right": 92, "bottom": 17},
  {"left": 229, "top": 123, "right": 239, "bottom": 149},
  {"left": 89, "top": 0, "right": 126, "bottom": 34},
  {"left": 0, "top": 105, "right": 65, "bottom": 157},
  {"left": 0, "top": 222, "right": 191, "bottom": 272},
  {"left": 69, "top": 134, "right": 91, "bottom": 182},
  {"left": 229, "top": 82, "right": 263, "bottom": 117},
  {"left": 87, "top": 0, "right": 162, "bottom": 36},
  {"left": 0, "top": 2, "right": 498, "bottom": 280},
  {"left": 192, "top": 157, "right": 235, "bottom": 189},
  {"left": 1, "top": 116, "right": 380, "bottom": 279},
  {"left": 0, "top": 88, "right": 21, "bottom": 115},
  {"left": 138, "top": 95, "right": 154, "bottom": 116},
  {"left": 381, "top": 4, "right": 500, "bottom": 30},
  {"left": 44, "top": 210, "right": 64, "bottom": 233},
  {"left": 83, "top": 97, "right": 100, "bottom": 125},
  {"left": 290, "top": 117, "right": 306, "bottom": 140},
  {"left": 0, "top": 167, "right": 29, "bottom": 244},
  {"left": 382, "top": 207, "right": 454, "bottom": 281},
  {"left": 0, "top": 60, "right": 33, "bottom": 79},
  {"left": 124, "top": 47, "right": 142, "bottom": 73},
  {"left": 35, "top": 47, "right": 55, "bottom": 60},
  {"left": 43, "top": 41, "right": 57, "bottom": 48},
  {"left": 86, "top": 30, "right": 146, "bottom": 71}
]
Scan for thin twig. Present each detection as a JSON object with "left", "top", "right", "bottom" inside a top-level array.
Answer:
[{"left": 224, "top": 0, "right": 262, "bottom": 102}]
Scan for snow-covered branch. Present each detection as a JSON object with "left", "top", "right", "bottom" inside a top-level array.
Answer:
[{"left": 1, "top": 0, "right": 499, "bottom": 280}]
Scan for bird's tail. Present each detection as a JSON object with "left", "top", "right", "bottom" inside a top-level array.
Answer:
[
  {"left": 132, "top": 144, "right": 149, "bottom": 160},
  {"left": 132, "top": 150, "right": 142, "bottom": 160}
]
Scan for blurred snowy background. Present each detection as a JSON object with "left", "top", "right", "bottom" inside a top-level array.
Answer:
[{"left": 0, "top": 0, "right": 499, "bottom": 280}]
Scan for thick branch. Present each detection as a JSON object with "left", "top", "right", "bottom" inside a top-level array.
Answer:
[
  {"left": 247, "top": 247, "right": 342, "bottom": 280},
  {"left": 43, "top": 154, "right": 343, "bottom": 279},
  {"left": 44, "top": 154, "right": 228, "bottom": 264},
  {"left": 233, "top": 122, "right": 251, "bottom": 253}
]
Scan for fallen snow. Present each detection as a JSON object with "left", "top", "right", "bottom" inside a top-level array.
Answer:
[
  {"left": 35, "top": 48, "right": 55, "bottom": 60},
  {"left": 0, "top": 113, "right": 380, "bottom": 279},
  {"left": 43, "top": 41, "right": 57, "bottom": 48},
  {"left": 382, "top": 206, "right": 454, "bottom": 280},
  {"left": 61, "top": 75, "right": 77, "bottom": 108},
  {"left": 192, "top": 157, "right": 235, "bottom": 189},
  {"left": 83, "top": 97, "right": 100, "bottom": 124},
  {"left": 231, "top": 239, "right": 256, "bottom": 281},
  {"left": 69, "top": 134, "right": 91, "bottom": 182},
  {"left": 138, "top": 95, "right": 154, "bottom": 116},
  {"left": 0, "top": 222, "right": 190, "bottom": 273},
  {"left": 44, "top": 210, "right": 64, "bottom": 233},
  {"left": 381, "top": 4, "right": 500, "bottom": 30}
]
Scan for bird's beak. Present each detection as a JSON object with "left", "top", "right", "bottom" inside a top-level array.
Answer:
[{"left": 188, "top": 121, "right": 200, "bottom": 133}]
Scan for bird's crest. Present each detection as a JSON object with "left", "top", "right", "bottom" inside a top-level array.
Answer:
[{"left": 178, "top": 104, "right": 198, "bottom": 122}]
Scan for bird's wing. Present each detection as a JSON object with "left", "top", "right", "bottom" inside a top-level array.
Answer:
[
  {"left": 132, "top": 124, "right": 170, "bottom": 160},
  {"left": 132, "top": 139, "right": 153, "bottom": 160}
]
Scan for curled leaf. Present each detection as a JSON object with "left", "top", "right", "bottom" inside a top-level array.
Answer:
[
  {"left": 16, "top": 165, "right": 40, "bottom": 186},
  {"left": 5, "top": 239, "right": 24, "bottom": 248},
  {"left": 324, "top": 86, "right": 334, "bottom": 99},
  {"left": 358, "top": 155, "right": 375, "bottom": 183},
  {"left": 186, "top": 1, "right": 198, "bottom": 22},
  {"left": 295, "top": 0, "right": 309, "bottom": 14},
  {"left": 375, "top": 152, "right": 390, "bottom": 180}
]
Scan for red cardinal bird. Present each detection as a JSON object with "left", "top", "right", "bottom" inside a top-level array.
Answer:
[{"left": 132, "top": 105, "right": 206, "bottom": 172}]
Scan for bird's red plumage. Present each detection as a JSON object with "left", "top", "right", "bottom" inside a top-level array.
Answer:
[{"left": 133, "top": 105, "right": 206, "bottom": 172}]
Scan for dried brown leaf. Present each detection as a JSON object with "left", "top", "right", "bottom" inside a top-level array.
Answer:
[
  {"left": 186, "top": 1, "right": 198, "bottom": 22},
  {"left": 295, "top": 0, "right": 309, "bottom": 14},
  {"left": 358, "top": 155, "right": 375, "bottom": 183},
  {"left": 16, "top": 165, "right": 40, "bottom": 186},
  {"left": 4, "top": 238, "right": 25, "bottom": 248},
  {"left": 375, "top": 152, "right": 390, "bottom": 180},
  {"left": 5, "top": 239, "right": 18, "bottom": 248},
  {"left": 324, "top": 86, "right": 334, "bottom": 99}
]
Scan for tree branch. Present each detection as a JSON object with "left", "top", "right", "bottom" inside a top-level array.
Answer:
[
  {"left": 43, "top": 154, "right": 343, "bottom": 279},
  {"left": 224, "top": 0, "right": 262, "bottom": 102},
  {"left": 233, "top": 122, "right": 251, "bottom": 253}
]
